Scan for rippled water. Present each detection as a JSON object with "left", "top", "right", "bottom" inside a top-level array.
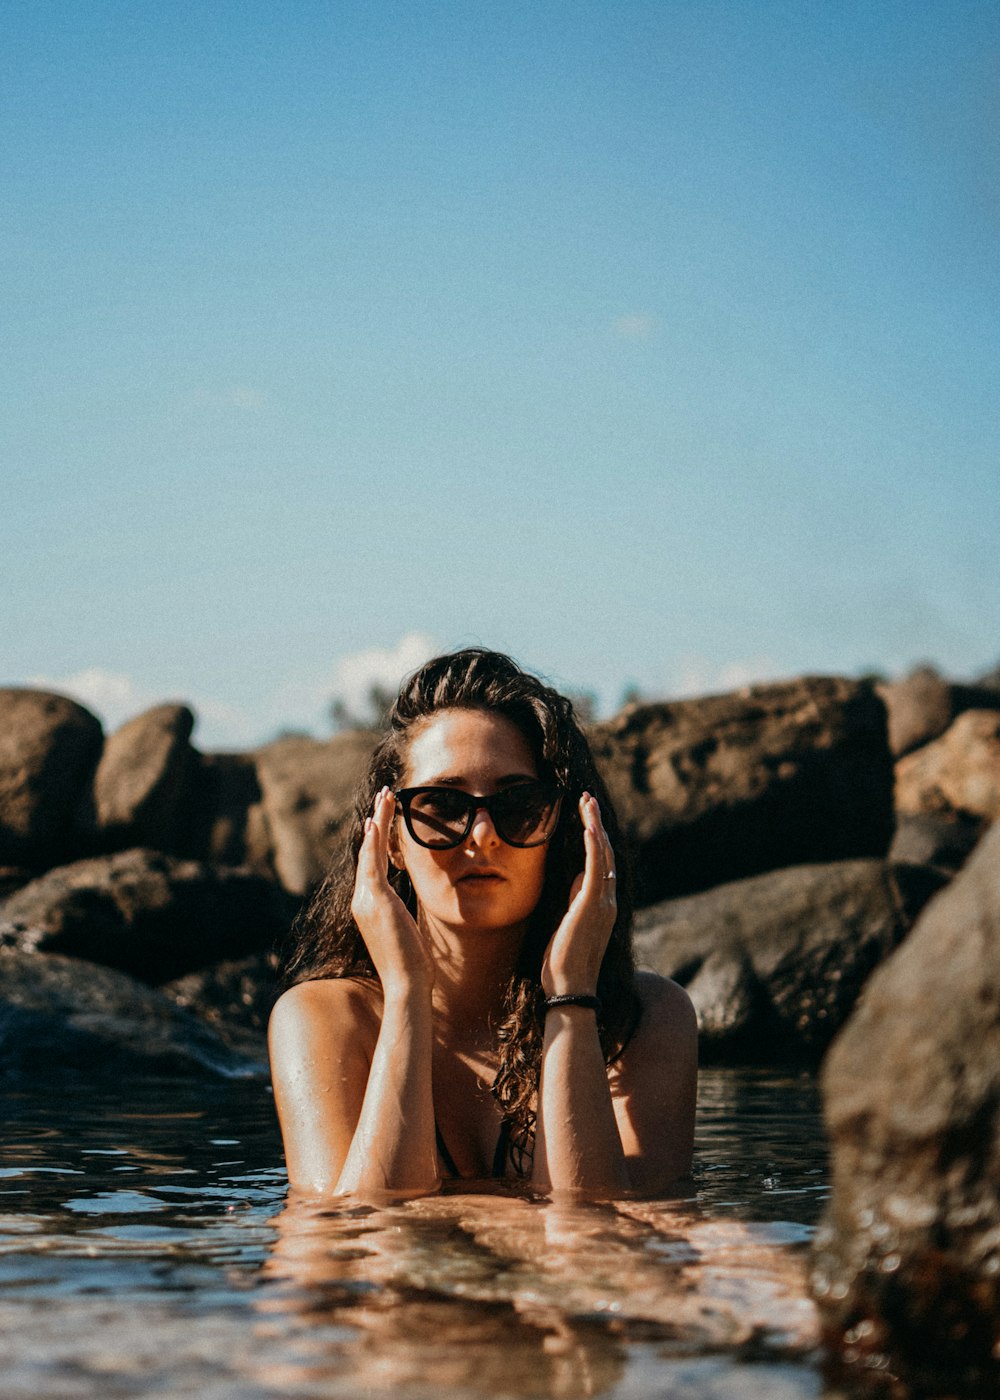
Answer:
[{"left": 0, "top": 1068, "right": 836, "bottom": 1399}]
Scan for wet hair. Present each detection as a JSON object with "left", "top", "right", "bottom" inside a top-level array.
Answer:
[{"left": 280, "top": 647, "right": 639, "bottom": 1173}]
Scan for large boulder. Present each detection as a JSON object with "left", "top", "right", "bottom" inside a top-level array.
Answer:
[
  {"left": 0, "top": 946, "right": 263, "bottom": 1078},
  {"left": 895, "top": 709, "right": 1000, "bottom": 823},
  {"left": 179, "top": 750, "right": 273, "bottom": 871},
  {"left": 254, "top": 730, "right": 378, "bottom": 895},
  {"left": 877, "top": 666, "right": 1000, "bottom": 758},
  {"left": 633, "top": 859, "right": 911, "bottom": 1061},
  {"left": 0, "top": 848, "right": 293, "bottom": 983},
  {"left": 0, "top": 689, "right": 103, "bottom": 868},
  {"left": 589, "top": 677, "right": 894, "bottom": 904},
  {"left": 81, "top": 702, "right": 198, "bottom": 852},
  {"left": 810, "top": 820, "right": 1000, "bottom": 1392}
]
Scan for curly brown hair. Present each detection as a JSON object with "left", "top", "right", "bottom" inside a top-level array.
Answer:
[{"left": 280, "top": 648, "right": 639, "bottom": 1174}]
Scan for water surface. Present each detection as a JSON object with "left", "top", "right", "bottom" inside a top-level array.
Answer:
[{"left": 0, "top": 1068, "right": 832, "bottom": 1399}]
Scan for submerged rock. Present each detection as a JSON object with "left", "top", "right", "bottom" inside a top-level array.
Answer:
[
  {"left": 0, "top": 689, "right": 103, "bottom": 868},
  {"left": 162, "top": 950, "right": 277, "bottom": 1055},
  {"left": 589, "top": 677, "right": 894, "bottom": 904},
  {"left": 811, "top": 819, "right": 1000, "bottom": 1392},
  {"left": 634, "top": 859, "right": 910, "bottom": 1061},
  {"left": 0, "top": 847, "right": 292, "bottom": 983},
  {"left": 0, "top": 946, "right": 264, "bottom": 1078}
]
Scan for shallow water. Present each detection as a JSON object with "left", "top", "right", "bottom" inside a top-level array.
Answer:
[{"left": 0, "top": 1068, "right": 836, "bottom": 1399}]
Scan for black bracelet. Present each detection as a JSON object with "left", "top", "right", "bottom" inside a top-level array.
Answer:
[{"left": 543, "top": 994, "right": 601, "bottom": 1015}]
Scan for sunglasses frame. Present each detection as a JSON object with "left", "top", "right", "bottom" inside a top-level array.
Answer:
[{"left": 394, "top": 782, "right": 566, "bottom": 850}]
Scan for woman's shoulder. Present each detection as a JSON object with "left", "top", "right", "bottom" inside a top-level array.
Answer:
[
  {"left": 268, "top": 976, "right": 383, "bottom": 1054},
  {"left": 630, "top": 971, "right": 697, "bottom": 1055}
]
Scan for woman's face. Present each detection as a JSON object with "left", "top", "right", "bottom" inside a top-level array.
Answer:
[{"left": 389, "top": 707, "right": 550, "bottom": 938}]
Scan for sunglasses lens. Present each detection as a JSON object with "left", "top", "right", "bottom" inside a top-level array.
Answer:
[
  {"left": 493, "top": 785, "right": 561, "bottom": 846},
  {"left": 406, "top": 789, "right": 474, "bottom": 847}
]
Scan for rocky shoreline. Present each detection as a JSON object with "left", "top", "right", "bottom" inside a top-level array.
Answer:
[
  {"left": 3, "top": 661, "right": 999, "bottom": 1384},
  {"left": 4, "top": 665, "right": 996, "bottom": 1075}
]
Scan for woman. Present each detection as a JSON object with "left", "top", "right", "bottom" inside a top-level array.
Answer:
[{"left": 269, "top": 648, "right": 696, "bottom": 1197}]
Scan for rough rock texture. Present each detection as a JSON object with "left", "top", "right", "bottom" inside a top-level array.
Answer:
[
  {"left": 162, "top": 950, "right": 277, "bottom": 1056},
  {"left": 895, "top": 710, "right": 1000, "bottom": 823},
  {"left": 589, "top": 678, "right": 894, "bottom": 904},
  {"left": 877, "top": 666, "right": 1000, "bottom": 758},
  {"left": 0, "top": 689, "right": 103, "bottom": 868},
  {"left": 179, "top": 751, "right": 273, "bottom": 870},
  {"left": 82, "top": 703, "right": 197, "bottom": 852},
  {"left": 254, "top": 730, "right": 378, "bottom": 895},
  {"left": 633, "top": 859, "right": 910, "bottom": 1061},
  {"left": 810, "top": 820, "right": 1000, "bottom": 1393},
  {"left": 0, "top": 848, "right": 292, "bottom": 983},
  {"left": 0, "top": 946, "right": 263, "bottom": 1077}
]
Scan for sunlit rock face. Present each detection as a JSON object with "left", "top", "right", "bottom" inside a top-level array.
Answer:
[
  {"left": 0, "top": 689, "right": 103, "bottom": 869},
  {"left": 895, "top": 709, "right": 1000, "bottom": 825},
  {"left": 588, "top": 676, "right": 894, "bottom": 906},
  {"left": 811, "top": 819, "right": 1000, "bottom": 1393}
]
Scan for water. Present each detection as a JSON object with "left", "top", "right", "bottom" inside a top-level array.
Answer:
[{"left": 0, "top": 1068, "right": 834, "bottom": 1399}]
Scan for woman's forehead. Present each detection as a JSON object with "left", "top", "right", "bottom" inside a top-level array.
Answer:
[{"left": 402, "top": 708, "right": 538, "bottom": 786}]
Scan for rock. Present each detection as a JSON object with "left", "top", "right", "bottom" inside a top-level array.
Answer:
[
  {"left": 0, "top": 848, "right": 293, "bottom": 984},
  {"left": 254, "top": 730, "right": 378, "bottom": 895},
  {"left": 810, "top": 820, "right": 1000, "bottom": 1392},
  {"left": 889, "top": 811, "right": 985, "bottom": 877},
  {"left": 82, "top": 703, "right": 198, "bottom": 852},
  {"left": 877, "top": 666, "right": 1000, "bottom": 758},
  {"left": 895, "top": 710, "right": 1000, "bottom": 823},
  {"left": 589, "top": 678, "right": 894, "bottom": 904},
  {"left": 0, "top": 689, "right": 103, "bottom": 868},
  {"left": 179, "top": 751, "right": 273, "bottom": 871},
  {"left": 0, "top": 946, "right": 263, "bottom": 1078},
  {"left": 162, "top": 950, "right": 277, "bottom": 1056},
  {"left": 634, "top": 860, "right": 909, "bottom": 1061}
]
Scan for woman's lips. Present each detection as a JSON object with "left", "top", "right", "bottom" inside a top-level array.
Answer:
[{"left": 458, "top": 869, "right": 504, "bottom": 882}]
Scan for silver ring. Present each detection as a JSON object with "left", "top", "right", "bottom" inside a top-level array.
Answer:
[{"left": 603, "top": 871, "right": 617, "bottom": 881}]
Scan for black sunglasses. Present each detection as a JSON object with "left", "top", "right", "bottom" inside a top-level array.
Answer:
[{"left": 394, "top": 782, "right": 565, "bottom": 850}]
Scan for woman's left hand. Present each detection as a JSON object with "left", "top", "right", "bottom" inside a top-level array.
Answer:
[{"left": 540, "top": 793, "right": 618, "bottom": 998}]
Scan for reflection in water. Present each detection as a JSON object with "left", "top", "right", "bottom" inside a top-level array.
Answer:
[
  {"left": 0, "top": 1071, "right": 827, "bottom": 1400},
  {"left": 256, "top": 1189, "right": 818, "bottom": 1399}
]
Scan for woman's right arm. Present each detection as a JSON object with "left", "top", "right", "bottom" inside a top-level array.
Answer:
[{"left": 268, "top": 788, "right": 441, "bottom": 1196}]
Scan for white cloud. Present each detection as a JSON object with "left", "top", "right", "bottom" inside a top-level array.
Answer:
[
  {"left": 612, "top": 312, "right": 658, "bottom": 340},
  {"left": 27, "top": 667, "right": 157, "bottom": 730},
  {"left": 330, "top": 632, "right": 439, "bottom": 720},
  {"left": 665, "top": 655, "right": 786, "bottom": 701},
  {"left": 24, "top": 632, "right": 441, "bottom": 751}
]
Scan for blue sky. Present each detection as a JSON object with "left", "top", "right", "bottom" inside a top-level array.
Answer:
[{"left": 6, "top": 1, "right": 998, "bottom": 746}]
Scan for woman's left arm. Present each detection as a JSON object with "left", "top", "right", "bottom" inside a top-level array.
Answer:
[{"left": 532, "top": 794, "right": 697, "bottom": 1196}]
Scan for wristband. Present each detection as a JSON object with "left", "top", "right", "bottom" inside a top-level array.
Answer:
[{"left": 543, "top": 994, "right": 601, "bottom": 1015}]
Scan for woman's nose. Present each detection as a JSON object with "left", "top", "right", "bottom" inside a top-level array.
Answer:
[{"left": 467, "top": 805, "right": 501, "bottom": 847}]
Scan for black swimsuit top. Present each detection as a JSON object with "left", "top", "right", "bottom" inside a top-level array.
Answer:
[{"left": 435, "top": 1119, "right": 512, "bottom": 1180}]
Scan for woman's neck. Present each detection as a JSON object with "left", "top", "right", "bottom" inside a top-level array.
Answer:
[{"left": 418, "top": 912, "right": 525, "bottom": 1043}]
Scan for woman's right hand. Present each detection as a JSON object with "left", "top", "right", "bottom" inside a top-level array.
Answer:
[{"left": 350, "top": 787, "right": 435, "bottom": 995}]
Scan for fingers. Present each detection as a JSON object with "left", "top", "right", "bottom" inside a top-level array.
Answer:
[
  {"left": 578, "top": 792, "right": 617, "bottom": 910},
  {"left": 358, "top": 787, "right": 395, "bottom": 881}
]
